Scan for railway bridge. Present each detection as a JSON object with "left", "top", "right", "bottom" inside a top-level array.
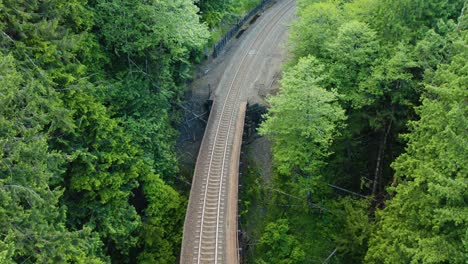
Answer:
[{"left": 180, "top": 1, "right": 296, "bottom": 263}]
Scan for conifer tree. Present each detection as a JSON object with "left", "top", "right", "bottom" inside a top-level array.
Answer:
[{"left": 366, "top": 32, "right": 467, "bottom": 264}]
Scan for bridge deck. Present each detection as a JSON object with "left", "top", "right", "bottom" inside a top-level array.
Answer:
[{"left": 181, "top": 1, "right": 296, "bottom": 263}]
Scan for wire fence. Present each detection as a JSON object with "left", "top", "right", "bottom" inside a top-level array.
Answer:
[{"left": 212, "top": 0, "right": 273, "bottom": 58}]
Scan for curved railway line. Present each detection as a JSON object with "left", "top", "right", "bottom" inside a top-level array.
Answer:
[{"left": 181, "top": 1, "right": 296, "bottom": 263}]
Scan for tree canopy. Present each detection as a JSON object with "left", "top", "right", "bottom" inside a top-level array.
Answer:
[
  {"left": 0, "top": 0, "right": 211, "bottom": 262},
  {"left": 246, "top": 0, "right": 468, "bottom": 263},
  {"left": 366, "top": 32, "right": 468, "bottom": 264}
]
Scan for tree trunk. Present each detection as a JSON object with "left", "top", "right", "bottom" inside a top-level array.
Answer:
[{"left": 372, "top": 120, "right": 392, "bottom": 196}]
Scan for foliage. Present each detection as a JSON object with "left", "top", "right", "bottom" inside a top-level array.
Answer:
[
  {"left": 57, "top": 88, "right": 144, "bottom": 258},
  {"left": 197, "top": 0, "right": 234, "bottom": 28},
  {"left": 0, "top": 0, "right": 211, "bottom": 262},
  {"left": 257, "top": 55, "right": 348, "bottom": 262},
  {"left": 0, "top": 52, "right": 106, "bottom": 263},
  {"left": 332, "top": 197, "right": 372, "bottom": 262},
  {"left": 95, "top": 0, "right": 209, "bottom": 62},
  {"left": 374, "top": 0, "right": 465, "bottom": 42},
  {"left": 365, "top": 34, "right": 468, "bottom": 263},
  {"left": 138, "top": 173, "right": 185, "bottom": 263},
  {"left": 197, "top": 0, "right": 262, "bottom": 29},
  {"left": 289, "top": 1, "right": 343, "bottom": 60},
  {"left": 256, "top": 219, "right": 306, "bottom": 264},
  {"left": 259, "top": 56, "right": 346, "bottom": 177},
  {"left": 326, "top": 20, "right": 379, "bottom": 108},
  {"left": 249, "top": 0, "right": 468, "bottom": 263},
  {"left": 93, "top": 0, "right": 209, "bottom": 182}
]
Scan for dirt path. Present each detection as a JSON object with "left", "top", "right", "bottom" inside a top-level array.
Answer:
[{"left": 180, "top": 1, "right": 296, "bottom": 263}]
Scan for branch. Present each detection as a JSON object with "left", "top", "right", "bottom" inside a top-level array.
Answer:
[
  {"left": 0, "top": 184, "right": 43, "bottom": 203},
  {"left": 177, "top": 103, "right": 207, "bottom": 123},
  {"left": 323, "top": 248, "right": 338, "bottom": 263},
  {"left": 327, "top": 183, "right": 374, "bottom": 200},
  {"left": 265, "top": 186, "right": 332, "bottom": 212},
  {"left": 372, "top": 119, "right": 392, "bottom": 196},
  {"left": 457, "top": 1, "right": 466, "bottom": 30}
]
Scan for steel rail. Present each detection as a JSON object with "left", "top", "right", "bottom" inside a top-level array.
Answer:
[
  {"left": 213, "top": 2, "right": 296, "bottom": 263},
  {"left": 195, "top": 1, "right": 296, "bottom": 263}
]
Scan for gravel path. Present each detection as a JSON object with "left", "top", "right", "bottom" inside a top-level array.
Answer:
[{"left": 180, "top": 1, "right": 296, "bottom": 263}]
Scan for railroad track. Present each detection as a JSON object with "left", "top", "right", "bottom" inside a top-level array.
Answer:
[{"left": 181, "top": 1, "right": 296, "bottom": 263}]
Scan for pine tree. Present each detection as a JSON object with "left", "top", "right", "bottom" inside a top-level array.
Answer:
[
  {"left": 0, "top": 53, "right": 106, "bottom": 263},
  {"left": 366, "top": 32, "right": 468, "bottom": 263}
]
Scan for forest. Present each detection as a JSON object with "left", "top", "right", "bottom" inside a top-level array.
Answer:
[
  {"left": 0, "top": 0, "right": 260, "bottom": 263},
  {"left": 243, "top": 0, "right": 467, "bottom": 263},
  {"left": 0, "top": 0, "right": 466, "bottom": 263}
]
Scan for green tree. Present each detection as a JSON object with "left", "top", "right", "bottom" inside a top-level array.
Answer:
[
  {"left": 196, "top": 0, "right": 233, "bottom": 28},
  {"left": 1, "top": 0, "right": 192, "bottom": 261},
  {"left": 289, "top": 1, "right": 343, "bottom": 61},
  {"left": 374, "top": 0, "right": 465, "bottom": 42},
  {"left": 252, "top": 2, "right": 468, "bottom": 263},
  {"left": 365, "top": 37, "right": 468, "bottom": 263},
  {"left": 137, "top": 174, "right": 184, "bottom": 263},
  {"left": 332, "top": 197, "right": 372, "bottom": 263},
  {"left": 104, "top": 78, "right": 179, "bottom": 181},
  {"left": 259, "top": 56, "right": 346, "bottom": 178},
  {"left": 326, "top": 20, "right": 379, "bottom": 108},
  {"left": 256, "top": 219, "right": 306, "bottom": 264},
  {"left": 93, "top": 0, "right": 210, "bottom": 181},
  {"left": 94, "top": 0, "right": 209, "bottom": 82},
  {"left": 0, "top": 53, "right": 106, "bottom": 263}
]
